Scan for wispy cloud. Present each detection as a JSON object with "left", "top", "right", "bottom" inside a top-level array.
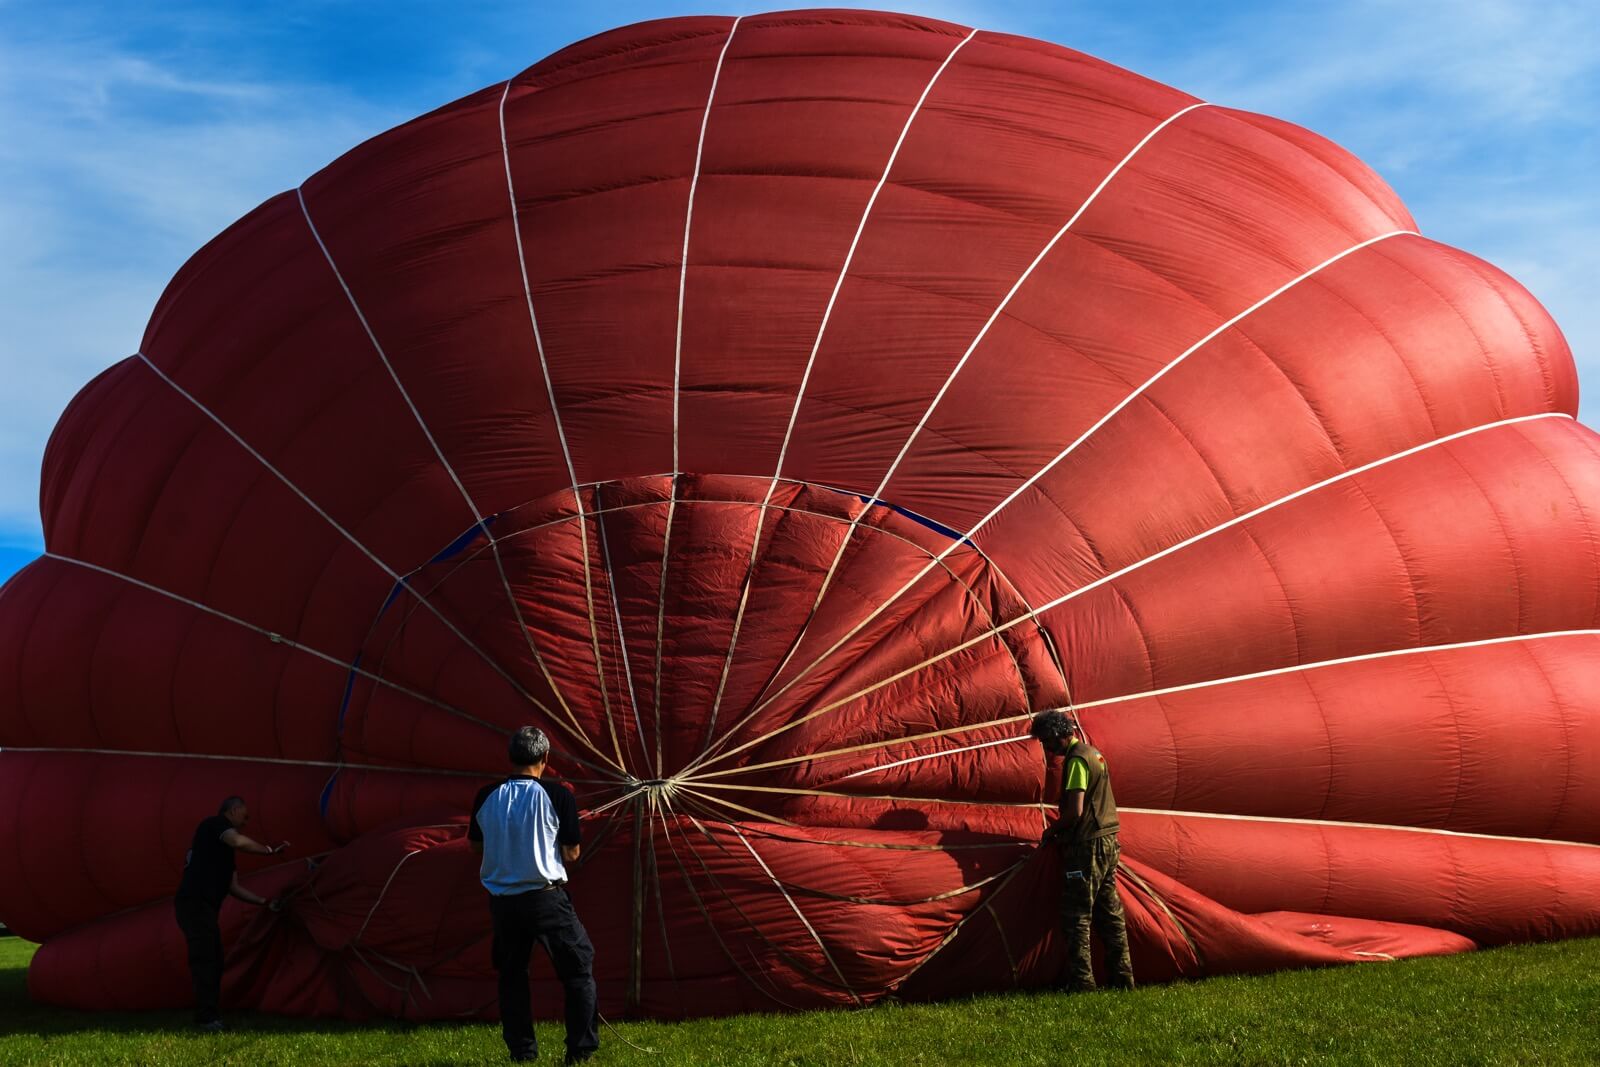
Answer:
[
  {"left": 0, "top": 23, "right": 403, "bottom": 547},
  {"left": 1023, "top": 0, "right": 1600, "bottom": 413}
]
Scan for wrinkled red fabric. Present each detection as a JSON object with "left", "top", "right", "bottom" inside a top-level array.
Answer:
[{"left": 5, "top": 10, "right": 1597, "bottom": 1020}]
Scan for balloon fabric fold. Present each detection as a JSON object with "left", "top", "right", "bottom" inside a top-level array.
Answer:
[{"left": 4, "top": 9, "right": 1597, "bottom": 1019}]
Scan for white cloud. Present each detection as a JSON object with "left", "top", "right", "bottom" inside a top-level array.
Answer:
[{"left": 0, "top": 31, "right": 403, "bottom": 540}]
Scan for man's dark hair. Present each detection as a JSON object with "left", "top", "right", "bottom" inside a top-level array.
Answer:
[
  {"left": 509, "top": 726, "right": 550, "bottom": 767},
  {"left": 1029, "top": 709, "right": 1077, "bottom": 745},
  {"left": 219, "top": 795, "right": 246, "bottom": 817}
]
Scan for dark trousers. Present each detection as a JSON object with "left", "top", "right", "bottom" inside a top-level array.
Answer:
[
  {"left": 1060, "top": 835, "right": 1135, "bottom": 992},
  {"left": 173, "top": 896, "right": 223, "bottom": 1023},
  {"left": 489, "top": 887, "right": 599, "bottom": 1060}
]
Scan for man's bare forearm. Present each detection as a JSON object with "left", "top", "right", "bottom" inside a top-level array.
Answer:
[
  {"left": 228, "top": 874, "right": 269, "bottom": 906},
  {"left": 222, "top": 829, "right": 288, "bottom": 855}
]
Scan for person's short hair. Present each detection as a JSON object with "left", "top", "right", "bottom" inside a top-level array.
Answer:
[
  {"left": 508, "top": 726, "right": 550, "bottom": 766},
  {"left": 1029, "top": 709, "right": 1077, "bottom": 746},
  {"left": 219, "top": 795, "right": 246, "bottom": 817}
]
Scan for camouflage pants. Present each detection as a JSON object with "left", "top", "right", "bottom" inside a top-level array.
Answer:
[{"left": 1060, "top": 834, "right": 1134, "bottom": 992}]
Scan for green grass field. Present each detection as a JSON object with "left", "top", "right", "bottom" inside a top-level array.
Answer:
[{"left": 2, "top": 935, "right": 1596, "bottom": 1066}]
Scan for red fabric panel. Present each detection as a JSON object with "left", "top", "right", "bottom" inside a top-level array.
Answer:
[{"left": 1121, "top": 811, "right": 1600, "bottom": 945}]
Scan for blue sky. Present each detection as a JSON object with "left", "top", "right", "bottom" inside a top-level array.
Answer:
[{"left": 2, "top": 1, "right": 1597, "bottom": 587}]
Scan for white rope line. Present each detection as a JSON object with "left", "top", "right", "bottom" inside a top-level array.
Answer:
[
  {"left": 389, "top": 479, "right": 1030, "bottom": 781},
  {"left": 829, "top": 735, "right": 1029, "bottom": 782},
  {"left": 296, "top": 188, "right": 582, "bottom": 740},
  {"left": 355, "top": 848, "right": 422, "bottom": 944},
  {"left": 696, "top": 102, "right": 1217, "bottom": 765},
  {"left": 1123, "top": 807, "right": 1600, "bottom": 850},
  {"left": 495, "top": 90, "right": 626, "bottom": 772},
  {"left": 1079, "top": 628, "right": 1600, "bottom": 711},
  {"left": 725, "top": 821, "right": 864, "bottom": 1005},
  {"left": 707, "top": 412, "right": 1573, "bottom": 765},
  {"left": 690, "top": 229, "right": 1424, "bottom": 773},
  {"left": 689, "top": 780, "right": 1050, "bottom": 809},
  {"left": 656, "top": 800, "right": 817, "bottom": 1008},
  {"left": 594, "top": 486, "right": 651, "bottom": 774},
  {"left": 674, "top": 13, "right": 743, "bottom": 477},
  {"left": 0, "top": 744, "right": 492, "bottom": 777},
  {"left": 1047, "top": 410, "right": 1570, "bottom": 609},
  {"left": 587, "top": 782, "right": 651, "bottom": 817},
  {"left": 707, "top": 820, "right": 1031, "bottom": 854},
  {"left": 730, "top": 229, "right": 1421, "bottom": 740},
  {"left": 852, "top": 100, "right": 1217, "bottom": 567},
  {"left": 649, "top": 801, "right": 792, "bottom": 1010},
  {"left": 40, "top": 550, "right": 518, "bottom": 740},
  {"left": 689, "top": 713, "right": 1033, "bottom": 781},
  {"left": 649, "top": 484, "right": 678, "bottom": 780},
  {"left": 673, "top": 783, "right": 799, "bottom": 826},
  {"left": 295, "top": 187, "right": 480, "bottom": 527},
  {"left": 696, "top": 28, "right": 982, "bottom": 761},
  {"left": 128, "top": 355, "right": 504, "bottom": 693},
  {"left": 642, "top": 17, "right": 744, "bottom": 778},
  {"left": 393, "top": 484, "right": 1016, "bottom": 772},
  {"left": 889, "top": 856, "right": 1032, "bottom": 990},
  {"left": 130, "top": 353, "right": 618, "bottom": 772},
  {"left": 690, "top": 625, "right": 1600, "bottom": 785}
]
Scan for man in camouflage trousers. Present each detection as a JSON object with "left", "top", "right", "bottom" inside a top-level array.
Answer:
[{"left": 1031, "top": 708, "right": 1135, "bottom": 992}]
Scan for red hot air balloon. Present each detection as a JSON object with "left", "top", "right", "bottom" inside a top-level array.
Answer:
[{"left": 3, "top": 10, "right": 1597, "bottom": 1020}]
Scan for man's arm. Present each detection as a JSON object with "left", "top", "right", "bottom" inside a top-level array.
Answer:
[
  {"left": 1061, "top": 756, "right": 1089, "bottom": 827},
  {"left": 228, "top": 872, "right": 271, "bottom": 906},
  {"left": 1043, "top": 758, "right": 1089, "bottom": 843},
  {"left": 220, "top": 829, "right": 288, "bottom": 855},
  {"left": 467, "top": 783, "right": 494, "bottom": 855},
  {"left": 554, "top": 784, "right": 582, "bottom": 869},
  {"left": 1063, "top": 790, "right": 1086, "bottom": 821}
]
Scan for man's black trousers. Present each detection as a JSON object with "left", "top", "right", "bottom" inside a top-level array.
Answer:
[
  {"left": 173, "top": 897, "right": 223, "bottom": 1024},
  {"left": 489, "top": 886, "right": 599, "bottom": 1060}
]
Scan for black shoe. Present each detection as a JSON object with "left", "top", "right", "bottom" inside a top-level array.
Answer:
[
  {"left": 564, "top": 1051, "right": 595, "bottom": 1065},
  {"left": 195, "top": 1019, "right": 224, "bottom": 1033},
  {"left": 509, "top": 1053, "right": 535, "bottom": 1063}
]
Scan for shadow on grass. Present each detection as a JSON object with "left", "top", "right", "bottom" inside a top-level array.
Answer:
[{"left": 0, "top": 955, "right": 477, "bottom": 1041}]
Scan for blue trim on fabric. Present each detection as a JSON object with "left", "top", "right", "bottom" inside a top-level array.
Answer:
[
  {"left": 328, "top": 518, "right": 496, "bottom": 820},
  {"left": 335, "top": 651, "right": 364, "bottom": 732},
  {"left": 433, "top": 519, "right": 493, "bottom": 564},
  {"left": 853, "top": 494, "right": 965, "bottom": 543},
  {"left": 318, "top": 768, "right": 340, "bottom": 818}
]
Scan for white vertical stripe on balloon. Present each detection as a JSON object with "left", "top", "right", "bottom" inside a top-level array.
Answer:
[
  {"left": 127, "top": 353, "right": 622, "bottom": 769},
  {"left": 297, "top": 184, "right": 603, "bottom": 760},
  {"left": 687, "top": 99, "right": 1218, "bottom": 775},
  {"left": 498, "top": 81, "right": 629, "bottom": 770},
  {"left": 726, "top": 822, "right": 864, "bottom": 1005},
  {"left": 37, "top": 551, "right": 629, "bottom": 779},
  {"left": 689, "top": 333, "right": 1570, "bottom": 774},
  {"left": 644, "top": 17, "right": 745, "bottom": 775},
  {"left": 830, "top": 735, "right": 1029, "bottom": 782},
  {"left": 594, "top": 486, "right": 651, "bottom": 774},
  {"left": 712, "top": 228, "right": 1421, "bottom": 748},
  {"left": 1120, "top": 807, "right": 1600, "bottom": 849},
  {"left": 683, "top": 625, "right": 1600, "bottom": 784},
  {"left": 699, "top": 27, "right": 981, "bottom": 758}
]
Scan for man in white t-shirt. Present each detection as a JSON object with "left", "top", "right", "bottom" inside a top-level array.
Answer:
[{"left": 469, "top": 726, "right": 598, "bottom": 1064}]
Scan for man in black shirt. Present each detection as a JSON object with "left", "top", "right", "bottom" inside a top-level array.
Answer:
[{"left": 173, "top": 795, "right": 288, "bottom": 1030}]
